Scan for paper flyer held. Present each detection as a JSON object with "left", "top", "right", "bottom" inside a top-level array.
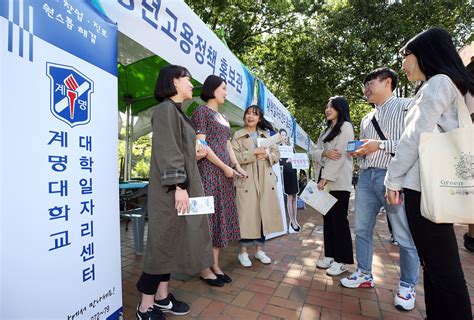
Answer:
[
  {"left": 300, "top": 180, "right": 338, "bottom": 215},
  {"left": 195, "top": 139, "right": 208, "bottom": 151},
  {"left": 178, "top": 196, "right": 215, "bottom": 216},
  {"left": 257, "top": 134, "right": 283, "bottom": 148}
]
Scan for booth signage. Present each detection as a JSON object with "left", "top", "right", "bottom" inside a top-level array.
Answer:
[{"left": 0, "top": 1, "right": 122, "bottom": 319}]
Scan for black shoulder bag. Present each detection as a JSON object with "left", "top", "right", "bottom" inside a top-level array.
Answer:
[{"left": 370, "top": 117, "right": 395, "bottom": 157}]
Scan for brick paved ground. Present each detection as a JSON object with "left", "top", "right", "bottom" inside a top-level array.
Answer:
[{"left": 120, "top": 194, "right": 474, "bottom": 319}]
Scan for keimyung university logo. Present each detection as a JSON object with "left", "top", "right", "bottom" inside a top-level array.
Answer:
[
  {"left": 46, "top": 63, "right": 94, "bottom": 127},
  {"left": 454, "top": 152, "right": 474, "bottom": 181}
]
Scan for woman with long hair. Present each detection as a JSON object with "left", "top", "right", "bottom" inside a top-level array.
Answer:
[
  {"left": 191, "top": 75, "right": 246, "bottom": 285},
  {"left": 385, "top": 28, "right": 474, "bottom": 319},
  {"left": 135, "top": 65, "right": 214, "bottom": 319},
  {"left": 279, "top": 128, "right": 300, "bottom": 232},
  {"left": 231, "top": 105, "right": 284, "bottom": 267},
  {"left": 313, "top": 96, "right": 355, "bottom": 276}
]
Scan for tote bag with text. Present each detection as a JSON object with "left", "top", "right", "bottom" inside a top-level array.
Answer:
[{"left": 419, "top": 78, "right": 474, "bottom": 223}]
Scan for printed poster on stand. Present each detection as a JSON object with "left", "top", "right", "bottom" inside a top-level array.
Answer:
[{"left": 0, "top": 1, "right": 122, "bottom": 319}]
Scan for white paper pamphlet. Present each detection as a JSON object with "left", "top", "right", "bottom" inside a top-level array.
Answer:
[
  {"left": 178, "top": 196, "right": 215, "bottom": 216},
  {"left": 257, "top": 134, "right": 282, "bottom": 148},
  {"left": 300, "top": 180, "right": 338, "bottom": 215}
]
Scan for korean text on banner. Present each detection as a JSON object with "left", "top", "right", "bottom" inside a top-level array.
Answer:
[
  {"left": 258, "top": 80, "right": 294, "bottom": 137},
  {"left": 97, "top": 0, "right": 254, "bottom": 109},
  {"left": 0, "top": 1, "right": 122, "bottom": 319},
  {"left": 295, "top": 123, "right": 310, "bottom": 151}
]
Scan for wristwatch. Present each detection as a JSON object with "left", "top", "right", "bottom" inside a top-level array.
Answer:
[{"left": 378, "top": 141, "right": 385, "bottom": 150}]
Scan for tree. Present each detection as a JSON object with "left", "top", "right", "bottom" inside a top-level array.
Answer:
[
  {"left": 118, "top": 133, "right": 152, "bottom": 179},
  {"left": 186, "top": 0, "right": 318, "bottom": 56},
  {"left": 186, "top": 0, "right": 473, "bottom": 141}
]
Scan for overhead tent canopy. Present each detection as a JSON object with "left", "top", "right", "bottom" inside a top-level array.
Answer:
[
  {"left": 118, "top": 35, "right": 166, "bottom": 116},
  {"left": 94, "top": 0, "right": 313, "bottom": 149},
  {"left": 117, "top": 32, "right": 248, "bottom": 141}
]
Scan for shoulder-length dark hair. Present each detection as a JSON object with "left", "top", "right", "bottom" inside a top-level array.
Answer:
[
  {"left": 400, "top": 28, "right": 474, "bottom": 95},
  {"left": 200, "top": 75, "right": 226, "bottom": 102},
  {"left": 243, "top": 105, "right": 275, "bottom": 132},
  {"left": 322, "top": 96, "right": 352, "bottom": 143},
  {"left": 154, "top": 65, "right": 191, "bottom": 102}
]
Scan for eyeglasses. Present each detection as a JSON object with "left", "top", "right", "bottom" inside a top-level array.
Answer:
[{"left": 363, "top": 79, "right": 378, "bottom": 89}]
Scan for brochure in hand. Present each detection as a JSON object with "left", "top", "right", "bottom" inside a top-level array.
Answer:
[
  {"left": 299, "top": 180, "right": 338, "bottom": 215},
  {"left": 177, "top": 196, "right": 214, "bottom": 216}
]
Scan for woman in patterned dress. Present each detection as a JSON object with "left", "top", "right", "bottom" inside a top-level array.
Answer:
[{"left": 192, "top": 75, "right": 247, "bottom": 285}]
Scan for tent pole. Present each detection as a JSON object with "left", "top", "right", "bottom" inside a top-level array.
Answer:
[
  {"left": 124, "top": 104, "right": 131, "bottom": 181},
  {"left": 128, "top": 113, "right": 134, "bottom": 180}
]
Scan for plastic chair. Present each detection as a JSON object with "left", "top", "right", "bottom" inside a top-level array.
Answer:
[{"left": 120, "top": 185, "right": 148, "bottom": 255}]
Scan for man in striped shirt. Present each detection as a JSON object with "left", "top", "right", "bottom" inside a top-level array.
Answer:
[{"left": 340, "top": 67, "right": 420, "bottom": 311}]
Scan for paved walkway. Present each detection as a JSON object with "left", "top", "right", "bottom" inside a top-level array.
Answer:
[{"left": 120, "top": 199, "right": 474, "bottom": 319}]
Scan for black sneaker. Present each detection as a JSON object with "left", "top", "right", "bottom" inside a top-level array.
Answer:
[
  {"left": 136, "top": 303, "right": 165, "bottom": 320},
  {"left": 464, "top": 233, "right": 474, "bottom": 252},
  {"left": 390, "top": 235, "right": 399, "bottom": 246},
  {"left": 154, "top": 293, "right": 190, "bottom": 316}
]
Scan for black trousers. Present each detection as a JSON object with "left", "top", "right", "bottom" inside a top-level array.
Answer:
[
  {"left": 404, "top": 189, "right": 472, "bottom": 320},
  {"left": 387, "top": 213, "right": 393, "bottom": 235},
  {"left": 136, "top": 272, "right": 171, "bottom": 295},
  {"left": 323, "top": 191, "right": 354, "bottom": 264}
]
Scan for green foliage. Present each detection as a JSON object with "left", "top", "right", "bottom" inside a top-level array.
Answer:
[
  {"left": 350, "top": 102, "right": 372, "bottom": 137},
  {"left": 132, "top": 158, "right": 150, "bottom": 179},
  {"left": 131, "top": 135, "right": 152, "bottom": 179},
  {"left": 186, "top": 0, "right": 473, "bottom": 142},
  {"left": 186, "top": 0, "right": 318, "bottom": 56},
  {"left": 118, "top": 133, "right": 152, "bottom": 179}
]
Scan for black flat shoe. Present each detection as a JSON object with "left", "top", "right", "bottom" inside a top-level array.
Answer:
[
  {"left": 199, "top": 276, "right": 225, "bottom": 287},
  {"left": 215, "top": 273, "right": 232, "bottom": 283},
  {"left": 290, "top": 222, "right": 300, "bottom": 232}
]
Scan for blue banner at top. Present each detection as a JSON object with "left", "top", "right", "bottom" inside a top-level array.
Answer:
[{"left": 0, "top": 0, "right": 117, "bottom": 76}]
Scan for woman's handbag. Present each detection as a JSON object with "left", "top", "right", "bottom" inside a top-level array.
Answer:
[{"left": 418, "top": 80, "right": 474, "bottom": 224}]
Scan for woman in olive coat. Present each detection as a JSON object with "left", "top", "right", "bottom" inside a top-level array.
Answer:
[
  {"left": 231, "top": 105, "right": 284, "bottom": 267},
  {"left": 135, "top": 65, "right": 214, "bottom": 320}
]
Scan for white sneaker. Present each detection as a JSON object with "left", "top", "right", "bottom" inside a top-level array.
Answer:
[
  {"left": 255, "top": 251, "right": 271, "bottom": 264},
  {"left": 326, "top": 262, "right": 348, "bottom": 276},
  {"left": 238, "top": 252, "right": 252, "bottom": 267},
  {"left": 340, "top": 269, "right": 375, "bottom": 288},
  {"left": 316, "top": 257, "right": 334, "bottom": 269},
  {"left": 394, "top": 281, "right": 416, "bottom": 311}
]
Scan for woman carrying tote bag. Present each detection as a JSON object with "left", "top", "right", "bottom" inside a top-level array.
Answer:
[{"left": 384, "top": 28, "right": 474, "bottom": 320}]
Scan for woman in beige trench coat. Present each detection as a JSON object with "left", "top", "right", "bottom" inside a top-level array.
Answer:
[
  {"left": 231, "top": 105, "right": 284, "bottom": 267},
  {"left": 135, "top": 65, "right": 214, "bottom": 320}
]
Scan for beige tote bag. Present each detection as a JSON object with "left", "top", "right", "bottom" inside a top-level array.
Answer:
[{"left": 419, "top": 79, "right": 474, "bottom": 224}]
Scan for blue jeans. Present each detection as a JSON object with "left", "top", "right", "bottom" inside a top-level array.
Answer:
[{"left": 354, "top": 168, "right": 419, "bottom": 286}]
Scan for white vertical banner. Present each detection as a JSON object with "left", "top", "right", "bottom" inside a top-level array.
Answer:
[
  {"left": 257, "top": 80, "right": 294, "bottom": 138},
  {"left": 295, "top": 123, "right": 310, "bottom": 151},
  {"left": 1, "top": 1, "right": 122, "bottom": 319}
]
